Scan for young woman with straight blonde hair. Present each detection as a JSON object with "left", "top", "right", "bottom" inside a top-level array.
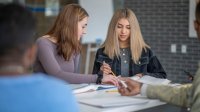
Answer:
[
  {"left": 93, "top": 8, "right": 166, "bottom": 79},
  {"left": 34, "top": 4, "right": 118, "bottom": 85}
]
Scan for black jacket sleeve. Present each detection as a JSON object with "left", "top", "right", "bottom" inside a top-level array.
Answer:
[
  {"left": 92, "top": 48, "right": 102, "bottom": 75},
  {"left": 145, "top": 49, "right": 167, "bottom": 78}
]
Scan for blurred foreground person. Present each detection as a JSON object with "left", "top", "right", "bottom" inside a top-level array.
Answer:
[{"left": 0, "top": 3, "right": 78, "bottom": 112}]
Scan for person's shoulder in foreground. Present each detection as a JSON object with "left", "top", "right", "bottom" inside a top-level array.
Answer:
[
  {"left": 0, "top": 3, "right": 79, "bottom": 112},
  {"left": 0, "top": 73, "right": 79, "bottom": 112}
]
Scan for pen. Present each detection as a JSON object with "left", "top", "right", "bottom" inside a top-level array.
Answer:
[
  {"left": 110, "top": 71, "right": 116, "bottom": 76},
  {"left": 102, "top": 61, "right": 116, "bottom": 76},
  {"left": 102, "top": 61, "right": 126, "bottom": 88},
  {"left": 117, "top": 76, "right": 128, "bottom": 88},
  {"left": 119, "top": 80, "right": 128, "bottom": 88},
  {"left": 105, "top": 90, "right": 118, "bottom": 93}
]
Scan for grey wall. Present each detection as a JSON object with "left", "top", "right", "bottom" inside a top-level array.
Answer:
[{"left": 125, "top": 0, "right": 200, "bottom": 83}]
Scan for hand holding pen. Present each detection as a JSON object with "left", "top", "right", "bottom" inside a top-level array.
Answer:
[
  {"left": 99, "top": 61, "right": 118, "bottom": 86},
  {"left": 118, "top": 78, "right": 128, "bottom": 88},
  {"left": 100, "top": 61, "right": 127, "bottom": 88},
  {"left": 100, "top": 61, "right": 112, "bottom": 75},
  {"left": 103, "top": 62, "right": 127, "bottom": 88},
  {"left": 118, "top": 77, "right": 142, "bottom": 96}
]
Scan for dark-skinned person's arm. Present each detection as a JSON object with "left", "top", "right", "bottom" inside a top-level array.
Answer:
[{"left": 118, "top": 77, "right": 191, "bottom": 107}]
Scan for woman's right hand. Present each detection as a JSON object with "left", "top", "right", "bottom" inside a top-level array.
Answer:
[
  {"left": 100, "top": 61, "right": 112, "bottom": 75},
  {"left": 101, "top": 74, "right": 119, "bottom": 87}
]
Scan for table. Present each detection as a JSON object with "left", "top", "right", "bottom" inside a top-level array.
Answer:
[
  {"left": 72, "top": 84, "right": 188, "bottom": 112},
  {"left": 78, "top": 99, "right": 166, "bottom": 112}
]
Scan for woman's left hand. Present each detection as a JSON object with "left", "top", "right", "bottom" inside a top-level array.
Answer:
[{"left": 101, "top": 74, "right": 119, "bottom": 87}]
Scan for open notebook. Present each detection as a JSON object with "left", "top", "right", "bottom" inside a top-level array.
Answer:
[
  {"left": 131, "top": 75, "right": 171, "bottom": 85},
  {"left": 75, "top": 88, "right": 148, "bottom": 108}
]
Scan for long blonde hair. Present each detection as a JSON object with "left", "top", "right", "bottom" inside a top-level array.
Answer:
[
  {"left": 102, "top": 8, "right": 150, "bottom": 64},
  {"left": 46, "top": 4, "right": 89, "bottom": 61}
]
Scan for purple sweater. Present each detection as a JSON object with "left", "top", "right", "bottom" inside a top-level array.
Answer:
[{"left": 33, "top": 37, "right": 97, "bottom": 84}]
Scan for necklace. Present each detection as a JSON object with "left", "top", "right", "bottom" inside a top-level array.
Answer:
[{"left": 0, "top": 65, "right": 25, "bottom": 74}]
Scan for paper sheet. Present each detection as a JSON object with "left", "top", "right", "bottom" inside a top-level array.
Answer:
[
  {"left": 79, "top": 96, "right": 149, "bottom": 108},
  {"left": 131, "top": 75, "right": 171, "bottom": 85}
]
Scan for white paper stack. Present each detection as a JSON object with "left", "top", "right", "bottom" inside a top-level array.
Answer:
[{"left": 131, "top": 75, "right": 171, "bottom": 85}]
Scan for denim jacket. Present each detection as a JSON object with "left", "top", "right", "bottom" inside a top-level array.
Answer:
[{"left": 92, "top": 47, "right": 167, "bottom": 78}]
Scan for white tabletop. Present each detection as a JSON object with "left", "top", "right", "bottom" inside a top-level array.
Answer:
[
  {"left": 78, "top": 99, "right": 165, "bottom": 112},
  {"left": 73, "top": 86, "right": 166, "bottom": 112}
]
